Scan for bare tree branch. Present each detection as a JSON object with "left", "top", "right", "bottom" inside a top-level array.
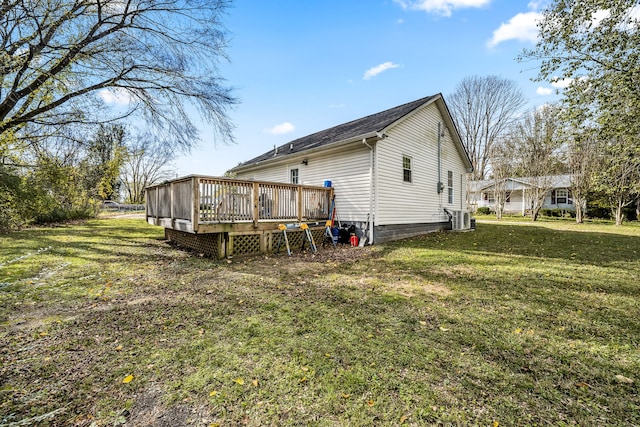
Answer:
[
  {"left": 448, "top": 75, "right": 526, "bottom": 181},
  {"left": 0, "top": 0, "right": 237, "bottom": 149}
]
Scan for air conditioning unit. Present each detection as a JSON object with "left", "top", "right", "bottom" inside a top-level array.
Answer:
[{"left": 451, "top": 210, "right": 471, "bottom": 231}]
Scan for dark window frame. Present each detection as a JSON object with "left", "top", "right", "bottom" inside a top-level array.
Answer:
[{"left": 402, "top": 155, "right": 412, "bottom": 183}]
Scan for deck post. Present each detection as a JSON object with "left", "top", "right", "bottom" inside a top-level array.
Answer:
[
  {"left": 252, "top": 182, "right": 259, "bottom": 228},
  {"left": 217, "top": 233, "right": 226, "bottom": 259},
  {"left": 170, "top": 180, "right": 175, "bottom": 228},
  {"left": 297, "top": 185, "right": 303, "bottom": 223},
  {"left": 155, "top": 187, "right": 159, "bottom": 222},
  {"left": 192, "top": 176, "right": 199, "bottom": 233}
]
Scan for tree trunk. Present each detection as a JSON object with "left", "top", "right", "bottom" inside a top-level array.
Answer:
[
  {"left": 532, "top": 207, "right": 540, "bottom": 221},
  {"left": 614, "top": 202, "right": 624, "bottom": 226},
  {"left": 575, "top": 200, "right": 584, "bottom": 223}
]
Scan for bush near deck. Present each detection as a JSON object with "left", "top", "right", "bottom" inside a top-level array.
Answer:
[{"left": 1, "top": 218, "right": 639, "bottom": 426}]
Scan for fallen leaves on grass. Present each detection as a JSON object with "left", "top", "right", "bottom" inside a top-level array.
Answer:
[
  {"left": 233, "top": 378, "right": 245, "bottom": 385},
  {"left": 614, "top": 374, "right": 633, "bottom": 384},
  {"left": 122, "top": 375, "right": 134, "bottom": 384}
]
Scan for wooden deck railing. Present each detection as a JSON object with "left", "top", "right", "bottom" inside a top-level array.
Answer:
[{"left": 146, "top": 175, "right": 334, "bottom": 233}]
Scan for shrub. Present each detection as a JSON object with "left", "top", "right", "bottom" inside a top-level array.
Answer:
[
  {"left": 586, "top": 202, "right": 611, "bottom": 220},
  {"left": 476, "top": 207, "right": 492, "bottom": 215},
  {"left": 35, "top": 207, "right": 95, "bottom": 225},
  {"left": 540, "top": 208, "right": 578, "bottom": 218}
]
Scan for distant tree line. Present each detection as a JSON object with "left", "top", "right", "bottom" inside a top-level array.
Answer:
[
  {"left": 449, "top": 1, "right": 640, "bottom": 225},
  {"left": 0, "top": 124, "right": 177, "bottom": 231}
]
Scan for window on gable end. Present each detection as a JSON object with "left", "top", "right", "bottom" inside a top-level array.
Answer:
[
  {"left": 447, "top": 170, "right": 453, "bottom": 204},
  {"left": 402, "top": 156, "right": 412, "bottom": 183}
]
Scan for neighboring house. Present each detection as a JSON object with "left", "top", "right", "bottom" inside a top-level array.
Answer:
[
  {"left": 230, "top": 93, "right": 474, "bottom": 243},
  {"left": 469, "top": 175, "right": 577, "bottom": 215}
]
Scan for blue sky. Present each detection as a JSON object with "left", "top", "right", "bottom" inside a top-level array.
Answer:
[{"left": 173, "top": 0, "right": 559, "bottom": 177}]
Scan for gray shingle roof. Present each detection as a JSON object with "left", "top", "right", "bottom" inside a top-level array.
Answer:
[{"left": 233, "top": 94, "right": 440, "bottom": 169}]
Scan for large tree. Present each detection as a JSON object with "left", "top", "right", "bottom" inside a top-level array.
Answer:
[
  {"left": 593, "top": 137, "right": 640, "bottom": 225},
  {"left": 488, "top": 139, "right": 516, "bottom": 219},
  {"left": 81, "top": 124, "right": 126, "bottom": 201},
  {"left": 0, "top": 0, "right": 236, "bottom": 148},
  {"left": 448, "top": 75, "right": 527, "bottom": 181},
  {"left": 120, "top": 134, "right": 176, "bottom": 204},
  {"left": 511, "top": 105, "right": 563, "bottom": 221},
  {"left": 521, "top": 0, "right": 640, "bottom": 223},
  {"left": 564, "top": 130, "right": 599, "bottom": 223}
]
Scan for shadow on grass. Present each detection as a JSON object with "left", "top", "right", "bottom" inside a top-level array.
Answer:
[
  {"left": 1, "top": 219, "right": 639, "bottom": 426},
  {"left": 382, "top": 222, "right": 640, "bottom": 266}
]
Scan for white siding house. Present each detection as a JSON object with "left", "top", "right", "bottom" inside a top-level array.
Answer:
[
  {"left": 230, "top": 94, "right": 473, "bottom": 243},
  {"left": 469, "top": 175, "right": 577, "bottom": 215}
]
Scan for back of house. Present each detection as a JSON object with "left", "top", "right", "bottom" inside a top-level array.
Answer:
[{"left": 231, "top": 93, "right": 473, "bottom": 243}]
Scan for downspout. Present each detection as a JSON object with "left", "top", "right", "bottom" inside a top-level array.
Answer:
[
  {"left": 363, "top": 138, "right": 375, "bottom": 244},
  {"left": 437, "top": 122, "right": 446, "bottom": 223},
  {"left": 437, "top": 122, "right": 443, "bottom": 200}
]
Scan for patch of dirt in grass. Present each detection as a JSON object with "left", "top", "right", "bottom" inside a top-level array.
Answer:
[
  {"left": 127, "top": 296, "right": 156, "bottom": 306},
  {"left": 356, "top": 275, "right": 453, "bottom": 298},
  {"left": 123, "top": 387, "right": 213, "bottom": 427},
  {"left": 232, "top": 245, "right": 375, "bottom": 273}
]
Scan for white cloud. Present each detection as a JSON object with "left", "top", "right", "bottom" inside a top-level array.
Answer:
[
  {"left": 363, "top": 62, "right": 400, "bottom": 80},
  {"left": 551, "top": 77, "right": 573, "bottom": 89},
  {"left": 590, "top": 9, "right": 610, "bottom": 27},
  {"left": 265, "top": 122, "right": 295, "bottom": 135},
  {"left": 487, "top": 11, "right": 541, "bottom": 47},
  {"left": 394, "top": 0, "right": 491, "bottom": 17},
  {"left": 98, "top": 87, "right": 133, "bottom": 105},
  {"left": 536, "top": 86, "right": 553, "bottom": 96},
  {"left": 526, "top": 0, "right": 546, "bottom": 11}
]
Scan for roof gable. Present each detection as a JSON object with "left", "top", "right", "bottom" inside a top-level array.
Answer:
[{"left": 232, "top": 94, "right": 441, "bottom": 170}]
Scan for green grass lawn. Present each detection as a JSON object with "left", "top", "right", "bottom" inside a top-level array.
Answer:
[{"left": 1, "top": 218, "right": 639, "bottom": 426}]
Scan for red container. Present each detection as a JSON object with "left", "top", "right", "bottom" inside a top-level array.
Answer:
[{"left": 350, "top": 235, "right": 359, "bottom": 247}]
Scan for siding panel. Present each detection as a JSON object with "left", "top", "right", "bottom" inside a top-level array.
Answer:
[
  {"left": 238, "top": 145, "right": 372, "bottom": 223},
  {"left": 376, "top": 103, "right": 467, "bottom": 226}
]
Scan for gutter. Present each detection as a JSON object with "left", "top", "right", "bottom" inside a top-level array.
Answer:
[{"left": 362, "top": 137, "right": 376, "bottom": 244}]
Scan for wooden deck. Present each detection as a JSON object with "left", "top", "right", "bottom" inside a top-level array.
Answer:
[{"left": 145, "top": 176, "right": 334, "bottom": 258}]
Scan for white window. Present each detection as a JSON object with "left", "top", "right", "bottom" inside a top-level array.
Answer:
[
  {"left": 483, "top": 192, "right": 495, "bottom": 204},
  {"left": 290, "top": 168, "right": 299, "bottom": 184},
  {"left": 555, "top": 189, "right": 568, "bottom": 204},
  {"left": 447, "top": 170, "right": 454, "bottom": 204},
  {"left": 402, "top": 156, "right": 412, "bottom": 183}
]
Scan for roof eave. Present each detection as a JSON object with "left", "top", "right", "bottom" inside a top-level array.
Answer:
[{"left": 230, "top": 131, "right": 379, "bottom": 173}]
